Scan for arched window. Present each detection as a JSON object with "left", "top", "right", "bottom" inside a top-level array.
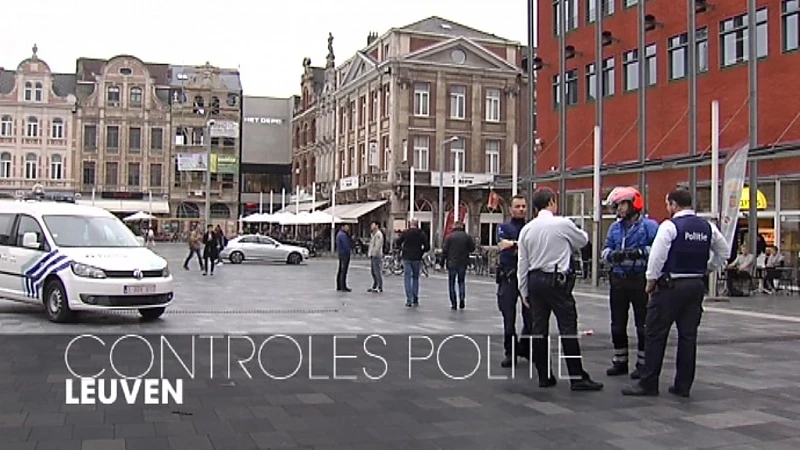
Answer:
[
  {"left": 0, "top": 115, "right": 12, "bottom": 137},
  {"left": 107, "top": 86, "right": 121, "bottom": 106},
  {"left": 129, "top": 87, "right": 143, "bottom": 107},
  {"left": 211, "top": 96, "right": 220, "bottom": 115},
  {"left": 193, "top": 96, "right": 205, "bottom": 115},
  {"left": 210, "top": 203, "right": 230, "bottom": 219},
  {"left": 34, "top": 82, "right": 43, "bottom": 102},
  {"left": 50, "top": 154, "right": 63, "bottom": 180},
  {"left": 24, "top": 82, "right": 33, "bottom": 101},
  {"left": 51, "top": 118, "right": 64, "bottom": 139},
  {"left": 0, "top": 152, "right": 11, "bottom": 178},
  {"left": 26, "top": 117, "right": 39, "bottom": 137},
  {"left": 177, "top": 202, "right": 200, "bottom": 218},
  {"left": 24, "top": 153, "right": 38, "bottom": 180}
]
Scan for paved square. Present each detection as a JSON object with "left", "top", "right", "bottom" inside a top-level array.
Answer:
[{"left": 0, "top": 244, "right": 798, "bottom": 449}]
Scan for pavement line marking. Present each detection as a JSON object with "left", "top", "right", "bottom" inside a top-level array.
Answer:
[{"left": 348, "top": 263, "right": 800, "bottom": 323}]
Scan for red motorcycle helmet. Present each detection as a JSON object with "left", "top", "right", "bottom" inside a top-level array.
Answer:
[{"left": 604, "top": 186, "right": 644, "bottom": 212}]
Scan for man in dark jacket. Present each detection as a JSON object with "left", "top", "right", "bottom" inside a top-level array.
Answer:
[
  {"left": 335, "top": 224, "right": 353, "bottom": 292},
  {"left": 202, "top": 225, "right": 219, "bottom": 276},
  {"left": 395, "top": 219, "right": 430, "bottom": 307},
  {"left": 442, "top": 221, "right": 475, "bottom": 310}
]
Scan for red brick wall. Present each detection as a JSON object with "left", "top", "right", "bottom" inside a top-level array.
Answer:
[{"left": 535, "top": 0, "right": 800, "bottom": 218}]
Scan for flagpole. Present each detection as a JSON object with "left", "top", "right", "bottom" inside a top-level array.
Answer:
[
  {"left": 269, "top": 190, "right": 274, "bottom": 214},
  {"left": 512, "top": 143, "right": 518, "bottom": 196},
  {"left": 259, "top": 192, "right": 263, "bottom": 214}
]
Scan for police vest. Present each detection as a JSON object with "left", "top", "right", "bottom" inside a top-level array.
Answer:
[
  {"left": 497, "top": 219, "right": 525, "bottom": 270},
  {"left": 663, "top": 215, "right": 712, "bottom": 275}
]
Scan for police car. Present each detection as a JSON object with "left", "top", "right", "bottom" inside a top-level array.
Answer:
[{"left": 0, "top": 196, "right": 173, "bottom": 323}]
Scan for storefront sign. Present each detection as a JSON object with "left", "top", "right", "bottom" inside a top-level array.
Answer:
[
  {"left": 739, "top": 187, "right": 768, "bottom": 210},
  {"left": 176, "top": 153, "right": 208, "bottom": 171},
  {"left": 339, "top": 176, "right": 359, "bottom": 191},
  {"left": 244, "top": 117, "right": 284, "bottom": 124},
  {"left": 721, "top": 144, "right": 749, "bottom": 248},
  {"left": 209, "top": 120, "right": 239, "bottom": 138},
  {"left": 430, "top": 172, "right": 494, "bottom": 188},
  {"left": 211, "top": 155, "right": 238, "bottom": 174}
]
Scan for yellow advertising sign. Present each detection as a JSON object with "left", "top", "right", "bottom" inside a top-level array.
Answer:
[{"left": 739, "top": 187, "right": 767, "bottom": 210}]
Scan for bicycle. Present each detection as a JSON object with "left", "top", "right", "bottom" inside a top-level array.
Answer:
[{"left": 383, "top": 250, "right": 403, "bottom": 275}]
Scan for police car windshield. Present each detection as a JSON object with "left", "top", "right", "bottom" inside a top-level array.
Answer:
[{"left": 42, "top": 215, "right": 141, "bottom": 248}]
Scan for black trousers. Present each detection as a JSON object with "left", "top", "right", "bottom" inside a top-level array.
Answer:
[
  {"left": 202, "top": 249, "right": 217, "bottom": 274},
  {"left": 609, "top": 273, "right": 647, "bottom": 364},
  {"left": 183, "top": 248, "right": 203, "bottom": 270},
  {"left": 336, "top": 254, "right": 351, "bottom": 290},
  {"left": 528, "top": 271, "right": 586, "bottom": 381},
  {"left": 497, "top": 278, "right": 532, "bottom": 358},
  {"left": 638, "top": 278, "right": 705, "bottom": 393}
]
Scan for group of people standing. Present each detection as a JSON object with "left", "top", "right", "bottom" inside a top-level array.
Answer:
[{"left": 183, "top": 224, "right": 228, "bottom": 276}]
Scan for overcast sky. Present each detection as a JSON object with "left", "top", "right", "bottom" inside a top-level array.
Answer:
[{"left": 2, "top": 0, "right": 533, "bottom": 98}]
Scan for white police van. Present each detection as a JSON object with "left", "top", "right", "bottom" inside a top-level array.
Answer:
[{"left": 0, "top": 198, "right": 173, "bottom": 322}]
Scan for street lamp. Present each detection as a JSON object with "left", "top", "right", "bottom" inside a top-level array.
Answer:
[
  {"left": 204, "top": 118, "right": 215, "bottom": 226},
  {"left": 437, "top": 136, "right": 459, "bottom": 247}
]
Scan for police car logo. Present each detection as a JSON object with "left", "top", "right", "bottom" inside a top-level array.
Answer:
[{"left": 133, "top": 269, "right": 143, "bottom": 280}]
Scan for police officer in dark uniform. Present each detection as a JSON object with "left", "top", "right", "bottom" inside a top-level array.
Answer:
[
  {"left": 601, "top": 186, "right": 659, "bottom": 379},
  {"left": 496, "top": 194, "right": 532, "bottom": 368},
  {"left": 622, "top": 189, "right": 729, "bottom": 397}
]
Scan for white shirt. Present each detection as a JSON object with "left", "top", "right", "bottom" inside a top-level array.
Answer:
[
  {"left": 645, "top": 210, "right": 730, "bottom": 281},
  {"left": 517, "top": 210, "right": 588, "bottom": 295}
]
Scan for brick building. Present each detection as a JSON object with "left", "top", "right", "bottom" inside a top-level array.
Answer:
[
  {"left": 292, "top": 17, "right": 529, "bottom": 245},
  {"left": 536, "top": 0, "right": 800, "bottom": 263},
  {"left": 0, "top": 45, "right": 76, "bottom": 199}
]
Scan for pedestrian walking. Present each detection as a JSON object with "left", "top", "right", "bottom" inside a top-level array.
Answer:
[
  {"left": 496, "top": 195, "right": 533, "bottom": 368},
  {"left": 601, "top": 186, "right": 659, "bottom": 379},
  {"left": 396, "top": 219, "right": 429, "bottom": 307},
  {"left": 442, "top": 220, "right": 475, "bottom": 310},
  {"left": 202, "top": 225, "right": 219, "bottom": 276},
  {"left": 367, "top": 221, "right": 384, "bottom": 293},
  {"left": 335, "top": 224, "right": 353, "bottom": 292},
  {"left": 622, "top": 188, "right": 729, "bottom": 397},
  {"left": 146, "top": 227, "right": 155, "bottom": 248},
  {"left": 517, "top": 188, "right": 603, "bottom": 391},
  {"left": 183, "top": 226, "right": 204, "bottom": 271},
  {"left": 214, "top": 225, "right": 227, "bottom": 266}
]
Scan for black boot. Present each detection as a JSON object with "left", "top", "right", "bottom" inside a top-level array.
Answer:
[
  {"left": 630, "top": 362, "right": 644, "bottom": 380},
  {"left": 500, "top": 356, "right": 515, "bottom": 368},
  {"left": 606, "top": 361, "right": 628, "bottom": 376}
]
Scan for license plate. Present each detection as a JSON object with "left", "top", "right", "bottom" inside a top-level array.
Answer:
[{"left": 123, "top": 284, "right": 156, "bottom": 295}]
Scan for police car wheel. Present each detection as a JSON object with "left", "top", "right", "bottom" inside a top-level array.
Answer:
[
  {"left": 229, "top": 252, "right": 244, "bottom": 264},
  {"left": 44, "top": 279, "right": 74, "bottom": 323},
  {"left": 287, "top": 252, "right": 302, "bottom": 265},
  {"left": 139, "top": 307, "right": 165, "bottom": 321}
]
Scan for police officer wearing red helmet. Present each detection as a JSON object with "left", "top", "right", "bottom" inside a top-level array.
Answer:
[{"left": 601, "top": 186, "right": 659, "bottom": 379}]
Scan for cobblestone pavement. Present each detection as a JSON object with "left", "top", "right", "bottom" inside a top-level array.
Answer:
[{"left": 0, "top": 244, "right": 799, "bottom": 449}]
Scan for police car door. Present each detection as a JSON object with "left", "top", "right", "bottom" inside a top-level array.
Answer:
[
  {"left": 0, "top": 212, "right": 18, "bottom": 300},
  {"left": 7, "top": 214, "right": 57, "bottom": 303}
]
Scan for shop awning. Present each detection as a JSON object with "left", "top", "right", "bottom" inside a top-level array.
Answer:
[
  {"left": 77, "top": 199, "right": 170, "bottom": 214},
  {"left": 275, "top": 200, "right": 329, "bottom": 214},
  {"left": 323, "top": 200, "right": 387, "bottom": 223}
]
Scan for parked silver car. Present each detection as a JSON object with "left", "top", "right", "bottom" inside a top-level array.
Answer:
[{"left": 219, "top": 235, "right": 309, "bottom": 265}]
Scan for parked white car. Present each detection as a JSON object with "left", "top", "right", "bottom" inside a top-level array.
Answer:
[{"left": 220, "top": 234, "right": 309, "bottom": 265}]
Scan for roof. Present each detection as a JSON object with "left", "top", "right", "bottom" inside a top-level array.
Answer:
[
  {"left": 75, "top": 56, "right": 171, "bottom": 86},
  {"left": 0, "top": 199, "right": 114, "bottom": 218},
  {"left": 168, "top": 65, "right": 242, "bottom": 91},
  {"left": 0, "top": 68, "right": 77, "bottom": 97},
  {"left": 0, "top": 69, "right": 16, "bottom": 95},
  {"left": 397, "top": 16, "right": 514, "bottom": 42}
]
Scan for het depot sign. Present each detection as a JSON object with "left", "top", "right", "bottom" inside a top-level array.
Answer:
[{"left": 244, "top": 117, "right": 285, "bottom": 125}]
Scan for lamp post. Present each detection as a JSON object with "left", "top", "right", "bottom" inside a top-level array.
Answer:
[
  {"left": 747, "top": 0, "right": 759, "bottom": 258},
  {"left": 437, "top": 136, "right": 459, "bottom": 247}
]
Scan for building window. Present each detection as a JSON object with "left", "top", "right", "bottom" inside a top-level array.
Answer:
[
  {"left": 360, "top": 96, "right": 367, "bottom": 127},
  {"left": 449, "top": 85, "right": 466, "bottom": 119},
  {"left": 0, "top": 115, "right": 12, "bottom": 136},
  {"left": 26, "top": 117, "right": 39, "bottom": 137},
  {"left": 413, "top": 83, "right": 430, "bottom": 117},
  {"left": 349, "top": 101, "right": 355, "bottom": 130},
  {"left": 24, "top": 82, "right": 33, "bottom": 101},
  {"left": 350, "top": 147, "right": 356, "bottom": 175},
  {"left": 107, "top": 86, "right": 121, "bottom": 107},
  {"left": 127, "top": 163, "right": 140, "bottom": 186},
  {"left": 51, "top": 118, "right": 64, "bottom": 139},
  {"left": 129, "top": 127, "right": 142, "bottom": 151},
  {"left": 382, "top": 135, "right": 389, "bottom": 171},
  {"left": 783, "top": 0, "right": 800, "bottom": 52},
  {"left": 383, "top": 84, "right": 390, "bottom": 117},
  {"left": 585, "top": 63, "right": 596, "bottom": 101},
  {"left": 552, "top": 70, "right": 578, "bottom": 107},
  {"left": 587, "top": 0, "right": 614, "bottom": 22},
  {"left": 623, "top": 49, "right": 639, "bottom": 91},
  {"left": 450, "top": 138, "right": 465, "bottom": 173},
  {"left": 150, "top": 164, "right": 162, "bottom": 187},
  {"left": 0, "top": 152, "right": 11, "bottom": 178},
  {"left": 360, "top": 143, "right": 367, "bottom": 174},
  {"left": 720, "top": 8, "right": 768, "bottom": 67},
  {"left": 552, "top": 74, "right": 561, "bottom": 108},
  {"left": 150, "top": 127, "right": 163, "bottom": 151},
  {"left": 83, "top": 124, "right": 97, "bottom": 150},
  {"left": 371, "top": 90, "right": 378, "bottom": 122},
  {"left": 485, "top": 88, "right": 501, "bottom": 122},
  {"left": 668, "top": 28, "right": 709, "bottom": 80},
  {"left": 106, "top": 125, "right": 119, "bottom": 150},
  {"left": 24, "top": 153, "right": 37, "bottom": 180},
  {"left": 83, "top": 161, "right": 96, "bottom": 185},
  {"left": 623, "top": 0, "right": 637, "bottom": 7},
  {"left": 105, "top": 162, "right": 118, "bottom": 186},
  {"left": 413, "top": 136, "right": 429, "bottom": 171},
  {"left": 130, "top": 87, "right": 143, "bottom": 107},
  {"left": 50, "top": 154, "right": 63, "bottom": 180},
  {"left": 485, "top": 140, "right": 500, "bottom": 174},
  {"left": 645, "top": 44, "right": 657, "bottom": 86},
  {"left": 602, "top": 57, "right": 615, "bottom": 96},
  {"left": 553, "top": 0, "right": 579, "bottom": 35},
  {"left": 34, "top": 82, "right": 43, "bottom": 102}
]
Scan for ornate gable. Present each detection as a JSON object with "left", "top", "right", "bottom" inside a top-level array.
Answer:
[
  {"left": 339, "top": 53, "right": 377, "bottom": 89},
  {"left": 402, "top": 37, "right": 519, "bottom": 73}
]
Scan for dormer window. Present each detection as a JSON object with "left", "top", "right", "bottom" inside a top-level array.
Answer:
[
  {"left": 119, "top": 67, "right": 133, "bottom": 76},
  {"left": 107, "top": 86, "right": 121, "bottom": 107},
  {"left": 34, "top": 82, "right": 43, "bottom": 102},
  {"left": 24, "top": 82, "right": 33, "bottom": 101},
  {"left": 193, "top": 96, "right": 205, "bottom": 115},
  {"left": 226, "top": 93, "right": 238, "bottom": 107}
]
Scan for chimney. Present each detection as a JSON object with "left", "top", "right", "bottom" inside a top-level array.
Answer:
[{"left": 367, "top": 32, "right": 378, "bottom": 45}]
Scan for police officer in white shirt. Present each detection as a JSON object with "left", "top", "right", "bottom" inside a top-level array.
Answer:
[
  {"left": 518, "top": 188, "right": 604, "bottom": 391},
  {"left": 622, "top": 188, "right": 729, "bottom": 398}
]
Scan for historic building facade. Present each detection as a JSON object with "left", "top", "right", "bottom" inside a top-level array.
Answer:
[
  {"left": 73, "top": 55, "right": 172, "bottom": 215},
  {"left": 325, "top": 17, "right": 527, "bottom": 244},
  {"left": 0, "top": 45, "right": 77, "bottom": 199}
]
